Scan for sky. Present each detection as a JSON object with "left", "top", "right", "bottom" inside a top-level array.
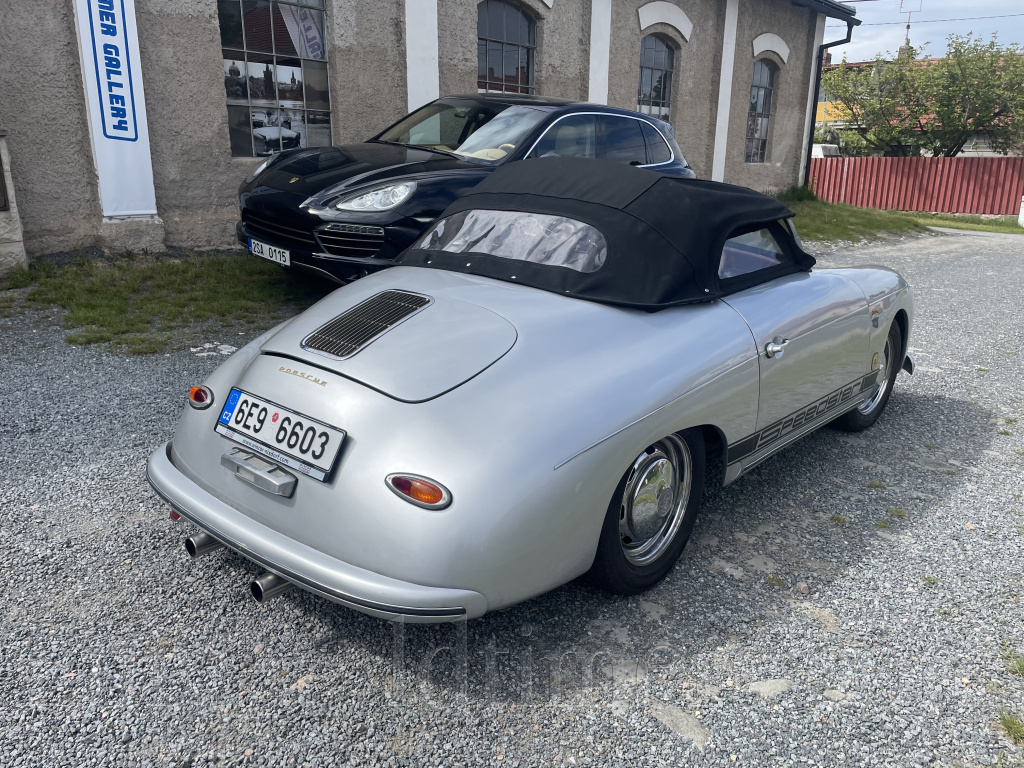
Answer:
[{"left": 827, "top": 0, "right": 1024, "bottom": 62}]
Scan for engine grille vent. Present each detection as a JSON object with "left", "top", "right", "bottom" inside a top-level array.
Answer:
[{"left": 302, "top": 290, "right": 431, "bottom": 359}]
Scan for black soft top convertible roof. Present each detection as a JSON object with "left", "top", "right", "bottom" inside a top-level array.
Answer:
[{"left": 398, "top": 158, "right": 816, "bottom": 310}]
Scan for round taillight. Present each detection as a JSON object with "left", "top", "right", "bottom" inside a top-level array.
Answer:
[
  {"left": 386, "top": 474, "right": 451, "bottom": 509},
  {"left": 188, "top": 385, "right": 214, "bottom": 410}
]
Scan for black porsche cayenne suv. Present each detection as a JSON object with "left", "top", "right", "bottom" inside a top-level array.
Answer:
[{"left": 237, "top": 94, "right": 695, "bottom": 283}]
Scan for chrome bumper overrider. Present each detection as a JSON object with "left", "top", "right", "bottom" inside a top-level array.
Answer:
[{"left": 146, "top": 442, "right": 487, "bottom": 622}]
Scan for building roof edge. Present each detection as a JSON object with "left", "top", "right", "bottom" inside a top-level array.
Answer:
[{"left": 791, "top": 0, "right": 861, "bottom": 25}]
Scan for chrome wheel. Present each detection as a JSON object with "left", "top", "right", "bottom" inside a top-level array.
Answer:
[
  {"left": 618, "top": 436, "right": 693, "bottom": 567},
  {"left": 859, "top": 336, "right": 893, "bottom": 415}
]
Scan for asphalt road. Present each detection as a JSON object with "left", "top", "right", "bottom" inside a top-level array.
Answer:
[{"left": 1, "top": 231, "right": 1023, "bottom": 767}]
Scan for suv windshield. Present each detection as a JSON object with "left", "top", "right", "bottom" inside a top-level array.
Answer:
[{"left": 375, "top": 101, "right": 549, "bottom": 164}]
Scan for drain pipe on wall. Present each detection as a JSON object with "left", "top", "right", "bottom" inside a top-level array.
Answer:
[{"left": 802, "top": 19, "right": 855, "bottom": 188}]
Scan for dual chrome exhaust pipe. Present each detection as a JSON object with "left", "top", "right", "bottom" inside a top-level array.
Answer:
[{"left": 183, "top": 534, "right": 294, "bottom": 602}]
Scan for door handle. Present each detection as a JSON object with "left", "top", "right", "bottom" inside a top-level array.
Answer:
[{"left": 765, "top": 337, "right": 790, "bottom": 359}]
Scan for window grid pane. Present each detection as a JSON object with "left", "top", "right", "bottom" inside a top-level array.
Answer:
[
  {"left": 477, "top": 1, "right": 535, "bottom": 94},
  {"left": 637, "top": 35, "right": 674, "bottom": 120},
  {"left": 218, "top": 0, "right": 331, "bottom": 157},
  {"left": 745, "top": 60, "right": 776, "bottom": 164}
]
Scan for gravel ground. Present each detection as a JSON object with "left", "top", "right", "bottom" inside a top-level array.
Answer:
[{"left": 1, "top": 231, "right": 1023, "bottom": 767}]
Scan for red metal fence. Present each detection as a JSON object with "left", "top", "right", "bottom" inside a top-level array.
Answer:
[{"left": 809, "top": 156, "right": 1024, "bottom": 216}]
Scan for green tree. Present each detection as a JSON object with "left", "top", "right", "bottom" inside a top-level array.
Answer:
[
  {"left": 821, "top": 48, "right": 928, "bottom": 156},
  {"left": 821, "top": 35, "right": 1024, "bottom": 157},
  {"left": 917, "top": 35, "right": 1024, "bottom": 157}
]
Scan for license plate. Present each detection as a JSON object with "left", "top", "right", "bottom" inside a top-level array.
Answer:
[
  {"left": 215, "top": 388, "right": 344, "bottom": 481},
  {"left": 249, "top": 238, "right": 290, "bottom": 266}
]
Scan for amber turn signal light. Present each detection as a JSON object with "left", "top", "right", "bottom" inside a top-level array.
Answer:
[
  {"left": 386, "top": 474, "right": 452, "bottom": 510},
  {"left": 188, "top": 385, "right": 214, "bottom": 410}
]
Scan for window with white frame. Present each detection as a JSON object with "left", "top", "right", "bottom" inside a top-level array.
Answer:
[
  {"left": 745, "top": 59, "right": 777, "bottom": 163},
  {"left": 637, "top": 35, "right": 674, "bottom": 120},
  {"left": 218, "top": 0, "right": 333, "bottom": 157},
  {"left": 477, "top": 1, "right": 535, "bottom": 94}
]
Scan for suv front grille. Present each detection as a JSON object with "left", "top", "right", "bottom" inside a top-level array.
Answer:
[
  {"left": 302, "top": 290, "right": 431, "bottom": 359},
  {"left": 315, "top": 223, "right": 386, "bottom": 258},
  {"left": 242, "top": 210, "right": 318, "bottom": 249}
]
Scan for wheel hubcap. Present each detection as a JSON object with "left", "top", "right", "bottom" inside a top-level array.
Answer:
[
  {"left": 859, "top": 337, "right": 892, "bottom": 415},
  {"left": 619, "top": 436, "right": 692, "bottom": 567}
]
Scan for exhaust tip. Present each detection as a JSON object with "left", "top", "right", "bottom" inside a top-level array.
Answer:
[
  {"left": 185, "top": 532, "right": 223, "bottom": 559},
  {"left": 250, "top": 572, "right": 294, "bottom": 603}
]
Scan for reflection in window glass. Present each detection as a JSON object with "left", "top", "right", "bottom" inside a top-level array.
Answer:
[
  {"left": 223, "top": 50, "right": 248, "bottom": 103},
  {"left": 217, "top": 0, "right": 331, "bottom": 157},
  {"left": 640, "top": 121, "right": 671, "bottom": 164},
  {"left": 529, "top": 115, "right": 597, "bottom": 159},
  {"left": 745, "top": 60, "right": 777, "bottom": 163},
  {"left": 377, "top": 101, "right": 545, "bottom": 164},
  {"left": 637, "top": 35, "right": 674, "bottom": 120},
  {"left": 477, "top": 0, "right": 534, "bottom": 94},
  {"left": 219, "top": 0, "right": 244, "bottom": 47},
  {"left": 302, "top": 59, "right": 330, "bottom": 110},
  {"left": 227, "top": 105, "right": 255, "bottom": 156},
  {"left": 306, "top": 111, "right": 332, "bottom": 147},
  {"left": 416, "top": 210, "right": 608, "bottom": 273},
  {"left": 719, "top": 228, "right": 784, "bottom": 279},
  {"left": 597, "top": 116, "right": 647, "bottom": 165}
]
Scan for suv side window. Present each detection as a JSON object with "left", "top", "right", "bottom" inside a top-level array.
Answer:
[
  {"left": 529, "top": 115, "right": 598, "bottom": 159},
  {"left": 596, "top": 115, "right": 647, "bottom": 165},
  {"left": 719, "top": 226, "right": 786, "bottom": 279},
  {"left": 639, "top": 121, "right": 672, "bottom": 164}
]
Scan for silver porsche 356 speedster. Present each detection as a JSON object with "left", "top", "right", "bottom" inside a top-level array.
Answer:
[{"left": 148, "top": 158, "right": 913, "bottom": 622}]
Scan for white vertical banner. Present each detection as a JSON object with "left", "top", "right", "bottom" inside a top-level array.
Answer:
[
  {"left": 73, "top": 0, "right": 158, "bottom": 217},
  {"left": 404, "top": 0, "right": 439, "bottom": 112},
  {"left": 587, "top": 0, "right": 612, "bottom": 104}
]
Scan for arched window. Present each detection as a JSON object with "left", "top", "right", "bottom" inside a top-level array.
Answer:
[
  {"left": 477, "top": 1, "right": 535, "bottom": 94},
  {"left": 637, "top": 35, "right": 674, "bottom": 120},
  {"left": 745, "top": 60, "right": 777, "bottom": 163}
]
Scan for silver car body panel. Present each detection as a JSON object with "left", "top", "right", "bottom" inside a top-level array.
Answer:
[
  {"left": 149, "top": 263, "right": 912, "bottom": 619},
  {"left": 261, "top": 281, "right": 518, "bottom": 402}
]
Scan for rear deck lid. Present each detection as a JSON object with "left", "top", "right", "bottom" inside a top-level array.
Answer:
[{"left": 258, "top": 287, "right": 517, "bottom": 402}]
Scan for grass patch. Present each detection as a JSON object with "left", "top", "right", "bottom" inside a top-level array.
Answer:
[
  {"left": 867, "top": 481, "right": 886, "bottom": 489},
  {"left": 778, "top": 192, "right": 929, "bottom": 244},
  {"left": 913, "top": 213, "right": 1024, "bottom": 235},
  {"left": 775, "top": 187, "right": 1024, "bottom": 243},
  {"left": 1001, "top": 712, "right": 1024, "bottom": 744},
  {"left": 875, "top": 520, "right": 891, "bottom": 529},
  {"left": 0, "top": 253, "right": 332, "bottom": 354},
  {"left": 922, "top": 576, "right": 939, "bottom": 585},
  {"left": 1003, "top": 646, "right": 1024, "bottom": 677},
  {"left": 887, "top": 507, "right": 907, "bottom": 518},
  {"left": 765, "top": 575, "right": 786, "bottom": 588},
  {"left": 999, "top": 429, "right": 1013, "bottom": 437},
  {"left": 830, "top": 514, "right": 848, "bottom": 526}
]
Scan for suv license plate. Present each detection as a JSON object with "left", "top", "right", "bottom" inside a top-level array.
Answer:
[
  {"left": 215, "top": 388, "right": 344, "bottom": 481},
  {"left": 249, "top": 238, "right": 290, "bottom": 266}
]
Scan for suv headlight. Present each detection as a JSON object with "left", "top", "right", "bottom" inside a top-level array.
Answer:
[{"left": 335, "top": 181, "right": 417, "bottom": 212}]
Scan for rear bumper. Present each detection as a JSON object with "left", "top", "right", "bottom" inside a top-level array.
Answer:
[{"left": 146, "top": 441, "right": 488, "bottom": 622}]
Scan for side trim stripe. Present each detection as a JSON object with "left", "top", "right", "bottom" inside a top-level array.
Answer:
[{"left": 727, "top": 370, "right": 879, "bottom": 465}]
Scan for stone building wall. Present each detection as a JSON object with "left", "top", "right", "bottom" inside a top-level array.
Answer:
[{"left": 0, "top": 0, "right": 836, "bottom": 258}]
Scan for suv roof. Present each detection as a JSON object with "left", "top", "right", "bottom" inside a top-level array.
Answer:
[{"left": 446, "top": 93, "right": 584, "bottom": 107}]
